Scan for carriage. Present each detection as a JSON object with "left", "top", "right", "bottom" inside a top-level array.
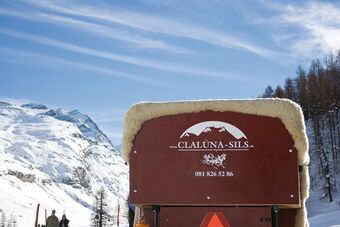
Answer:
[{"left": 122, "top": 99, "right": 309, "bottom": 227}]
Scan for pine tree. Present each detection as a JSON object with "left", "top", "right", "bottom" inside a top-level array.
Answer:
[
  {"left": 91, "top": 187, "right": 110, "bottom": 227},
  {"left": 274, "top": 85, "right": 284, "bottom": 98},
  {"left": 284, "top": 77, "right": 296, "bottom": 101},
  {"left": 307, "top": 62, "right": 320, "bottom": 117},
  {"left": 262, "top": 85, "right": 274, "bottom": 98},
  {"left": 295, "top": 66, "right": 309, "bottom": 119}
]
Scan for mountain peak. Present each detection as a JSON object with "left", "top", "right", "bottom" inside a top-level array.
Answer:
[
  {"left": 42, "top": 108, "right": 114, "bottom": 149},
  {"left": 21, "top": 103, "right": 48, "bottom": 110},
  {"left": 0, "top": 101, "right": 11, "bottom": 107}
]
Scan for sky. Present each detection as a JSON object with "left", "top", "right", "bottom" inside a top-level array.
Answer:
[{"left": 1, "top": 0, "right": 340, "bottom": 145}]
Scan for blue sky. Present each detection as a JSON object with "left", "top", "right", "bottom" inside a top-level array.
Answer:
[{"left": 1, "top": 0, "right": 340, "bottom": 145}]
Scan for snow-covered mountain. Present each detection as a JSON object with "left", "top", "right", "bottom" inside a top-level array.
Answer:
[
  {"left": 0, "top": 101, "right": 129, "bottom": 226},
  {"left": 43, "top": 108, "right": 114, "bottom": 149},
  {"left": 21, "top": 103, "right": 48, "bottom": 110}
]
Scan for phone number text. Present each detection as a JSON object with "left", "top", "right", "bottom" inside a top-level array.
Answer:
[{"left": 194, "top": 171, "right": 234, "bottom": 177}]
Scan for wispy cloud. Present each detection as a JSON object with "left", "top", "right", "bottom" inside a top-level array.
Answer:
[
  {"left": 104, "top": 131, "right": 123, "bottom": 145},
  {"left": 105, "top": 132, "right": 123, "bottom": 140},
  {"left": 20, "top": 0, "right": 276, "bottom": 58},
  {"left": 87, "top": 109, "right": 127, "bottom": 124},
  {"left": 0, "top": 97, "right": 35, "bottom": 106},
  {"left": 0, "top": 29, "right": 251, "bottom": 82},
  {"left": 85, "top": 110, "right": 126, "bottom": 145},
  {"left": 87, "top": 111, "right": 125, "bottom": 145},
  {"left": 0, "top": 7, "right": 190, "bottom": 54},
  {"left": 257, "top": 1, "right": 340, "bottom": 58},
  {"left": 0, "top": 46, "right": 166, "bottom": 87}
]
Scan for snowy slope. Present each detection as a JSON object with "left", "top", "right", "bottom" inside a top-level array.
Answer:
[
  {"left": 306, "top": 113, "right": 340, "bottom": 226},
  {"left": 0, "top": 101, "right": 129, "bottom": 226},
  {"left": 43, "top": 108, "right": 114, "bottom": 149},
  {"left": 309, "top": 210, "right": 340, "bottom": 227}
]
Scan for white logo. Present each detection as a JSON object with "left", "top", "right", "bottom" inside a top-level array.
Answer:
[
  {"left": 169, "top": 120, "right": 253, "bottom": 152},
  {"left": 201, "top": 153, "right": 226, "bottom": 169},
  {"left": 180, "top": 121, "right": 247, "bottom": 139}
]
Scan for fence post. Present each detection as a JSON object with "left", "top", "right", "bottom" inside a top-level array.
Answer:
[
  {"left": 117, "top": 204, "right": 120, "bottom": 226},
  {"left": 34, "top": 204, "right": 40, "bottom": 227}
]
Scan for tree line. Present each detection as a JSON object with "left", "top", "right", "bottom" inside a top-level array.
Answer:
[
  {"left": 262, "top": 51, "right": 340, "bottom": 203},
  {"left": 0, "top": 211, "right": 17, "bottom": 227}
]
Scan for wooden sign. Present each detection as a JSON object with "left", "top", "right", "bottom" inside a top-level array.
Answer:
[{"left": 130, "top": 110, "right": 300, "bottom": 206}]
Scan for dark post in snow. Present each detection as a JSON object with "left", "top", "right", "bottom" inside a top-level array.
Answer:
[
  {"left": 34, "top": 203, "right": 40, "bottom": 227},
  {"left": 117, "top": 204, "right": 120, "bottom": 226}
]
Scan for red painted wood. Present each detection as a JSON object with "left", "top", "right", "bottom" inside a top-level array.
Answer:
[
  {"left": 130, "top": 111, "right": 300, "bottom": 206},
  {"left": 159, "top": 207, "right": 271, "bottom": 227},
  {"left": 279, "top": 209, "right": 297, "bottom": 227}
]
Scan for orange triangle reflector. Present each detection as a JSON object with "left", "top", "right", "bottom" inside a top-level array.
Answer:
[{"left": 200, "top": 212, "right": 231, "bottom": 227}]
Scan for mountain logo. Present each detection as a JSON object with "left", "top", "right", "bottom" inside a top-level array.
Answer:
[
  {"left": 169, "top": 120, "right": 254, "bottom": 152},
  {"left": 180, "top": 121, "right": 247, "bottom": 139}
]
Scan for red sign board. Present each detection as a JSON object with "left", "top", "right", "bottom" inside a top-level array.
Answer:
[{"left": 130, "top": 111, "right": 300, "bottom": 206}]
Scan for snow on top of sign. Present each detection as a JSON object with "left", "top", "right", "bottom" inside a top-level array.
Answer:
[{"left": 122, "top": 98, "right": 308, "bottom": 165}]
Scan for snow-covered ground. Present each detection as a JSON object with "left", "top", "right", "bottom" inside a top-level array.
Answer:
[
  {"left": 309, "top": 210, "right": 340, "bottom": 227},
  {"left": 308, "top": 192, "right": 340, "bottom": 227},
  {"left": 0, "top": 102, "right": 129, "bottom": 226},
  {"left": 306, "top": 113, "right": 340, "bottom": 227}
]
